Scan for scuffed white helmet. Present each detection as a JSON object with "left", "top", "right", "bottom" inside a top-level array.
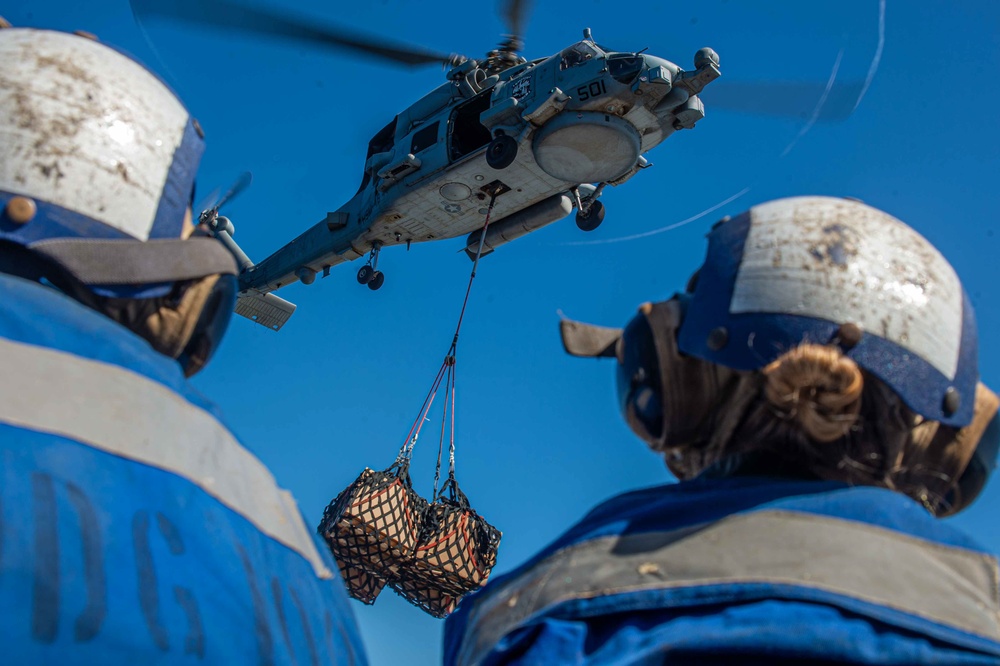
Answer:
[
  {"left": 0, "top": 27, "right": 234, "bottom": 296},
  {"left": 678, "top": 196, "right": 976, "bottom": 427}
]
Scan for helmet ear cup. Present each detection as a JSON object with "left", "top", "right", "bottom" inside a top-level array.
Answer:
[
  {"left": 177, "top": 274, "right": 237, "bottom": 376},
  {"left": 937, "top": 389, "right": 999, "bottom": 516},
  {"left": 616, "top": 296, "right": 740, "bottom": 464}
]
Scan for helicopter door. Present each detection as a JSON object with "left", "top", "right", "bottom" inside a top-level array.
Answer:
[{"left": 448, "top": 89, "right": 493, "bottom": 162}]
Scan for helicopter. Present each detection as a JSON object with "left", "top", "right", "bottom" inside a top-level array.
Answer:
[{"left": 135, "top": 0, "right": 722, "bottom": 330}]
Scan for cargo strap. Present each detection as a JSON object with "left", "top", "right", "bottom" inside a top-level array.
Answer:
[{"left": 402, "top": 191, "right": 499, "bottom": 499}]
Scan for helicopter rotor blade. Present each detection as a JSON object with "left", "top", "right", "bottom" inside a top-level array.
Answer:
[
  {"left": 130, "top": 0, "right": 462, "bottom": 67},
  {"left": 500, "top": 0, "right": 532, "bottom": 44},
  {"left": 703, "top": 80, "right": 865, "bottom": 122}
]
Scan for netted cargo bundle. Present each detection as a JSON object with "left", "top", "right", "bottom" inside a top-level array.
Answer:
[
  {"left": 318, "top": 254, "right": 505, "bottom": 617},
  {"left": 319, "top": 463, "right": 427, "bottom": 603},
  {"left": 401, "top": 478, "right": 501, "bottom": 596}
]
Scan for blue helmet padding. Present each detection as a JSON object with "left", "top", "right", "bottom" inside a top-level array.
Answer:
[
  {"left": 1, "top": 192, "right": 174, "bottom": 298},
  {"left": 0, "top": 191, "right": 134, "bottom": 243},
  {"left": 148, "top": 118, "right": 204, "bottom": 239},
  {"left": 677, "top": 210, "right": 979, "bottom": 428}
]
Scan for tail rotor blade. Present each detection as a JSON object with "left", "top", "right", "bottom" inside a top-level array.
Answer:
[
  {"left": 215, "top": 171, "right": 253, "bottom": 212},
  {"left": 195, "top": 186, "right": 222, "bottom": 217}
]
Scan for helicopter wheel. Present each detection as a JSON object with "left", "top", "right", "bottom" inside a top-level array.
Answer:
[
  {"left": 575, "top": 200, "right": 606, "bottom": 232},
  {"left": 357, "top": 265, "right": 374, "bottom": 284},
  {"left": 486, "top": 135, "right": 518, "bottom": 170},
  {"left": 368, "top": 270, "right": 385, "bottom": 291}
]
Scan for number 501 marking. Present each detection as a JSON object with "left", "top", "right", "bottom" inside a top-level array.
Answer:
[{"left": 576, "top": 79, "right": 608, "bottom": 101}]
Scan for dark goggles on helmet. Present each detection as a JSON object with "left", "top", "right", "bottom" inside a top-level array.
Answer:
[{"left": 616, "top": 308, "right": 665, "bottom": 445}]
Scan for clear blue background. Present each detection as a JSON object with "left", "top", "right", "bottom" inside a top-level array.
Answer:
[{"left": 10, "top": 2, "right": 1000, "bottom": 664}]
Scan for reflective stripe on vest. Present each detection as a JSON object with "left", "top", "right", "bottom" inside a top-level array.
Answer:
[
  {"left": 458, "top": 508, "right": 1000, "bottom": 665},
  {"left": 0, "top": 336, "right": 332, "bottom": 580}
]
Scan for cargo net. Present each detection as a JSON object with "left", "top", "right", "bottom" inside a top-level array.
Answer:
[
  {"left": 319, "top": 463, "right": 427, "bottom": 604},
  {"left": 394, "top": 476, "right": 502, "bottom": 617},
  {"left": 319, "top": 191, "right": 503, "bottom": 617},
  {"left": 318, "top": 346, "right": 501, "bottom": 617}
]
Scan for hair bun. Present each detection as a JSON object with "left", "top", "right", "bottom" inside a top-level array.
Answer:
[{"left": 763, "top": 344, "right": 864, "bottom": 442}]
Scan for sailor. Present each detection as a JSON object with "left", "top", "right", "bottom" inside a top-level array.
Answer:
[
  {"left": 0, "top": 26, "right": 365, "bottom": 663},
  {"left": 444, "top": 196, "right": 1000, "bottom": 665}
]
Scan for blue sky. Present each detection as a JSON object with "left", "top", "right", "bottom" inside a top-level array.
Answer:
[{"left": 10, "top": 2, "right": 1000, "bottom": 663}]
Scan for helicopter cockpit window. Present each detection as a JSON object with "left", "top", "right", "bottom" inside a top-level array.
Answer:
[
  {"left": 560, "top": 41, "right": 602, "bottom": 70},
  {"left": 607, "top": 54, "right": 644, "bottom": 84},
  {"left": 411, "top": 122, "right": 439, "bottom": 155}
]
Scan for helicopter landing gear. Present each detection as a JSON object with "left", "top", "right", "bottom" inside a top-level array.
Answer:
[
  {"left": 575, "top": 201, "right": 605, "bottom": 231},
  {"left": 572, "top": 184, "right": 607, "bottom": 232},
  {"left": 486, "top": 134, "right": 517, "bottom": 170},
  {"left": 357, "top": 242, "right": 385, "bottom": 290}
]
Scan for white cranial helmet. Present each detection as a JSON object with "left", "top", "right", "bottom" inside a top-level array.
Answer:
[
  {"left": 0, "top": 27, "right": 235, "bottom": 296},
  {"left": 678, "top": 196, "right": 977, "bottom": 427}
]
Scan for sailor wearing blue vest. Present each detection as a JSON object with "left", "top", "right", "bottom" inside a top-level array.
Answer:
[
  {"left": 0, "top": 26, "right": 366, "bottom": 664},
  {"left": 445, "top": 196, "right": 1000, "bottom": 665}
]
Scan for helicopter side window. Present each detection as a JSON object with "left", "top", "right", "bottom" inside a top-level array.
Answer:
[
  {"left": 607, "top": 54, "right": 644, "bottom": 84},
  {"left": 410, "top": 122, "right": 439, "bottom": 155},
  {"left": 560, "top": 42, "right": 601, "bottom": 70},
  {"left": 449, "top": 89, "right": 492, "bottom": 162}
]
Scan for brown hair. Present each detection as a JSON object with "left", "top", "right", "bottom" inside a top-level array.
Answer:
[
  {"left": 697, "top": 343, "right": 987, "bottom": 515},
  {"left": 762, "top": 345, "right": 864, "bottom": 443}
]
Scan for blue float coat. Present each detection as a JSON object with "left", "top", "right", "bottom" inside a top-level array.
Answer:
[
  {"left": 445, "top": 474, "right": 1000, "bottom": 665},
  {"left": 0, "top": 273, "right": 366, "bottom": 664}
]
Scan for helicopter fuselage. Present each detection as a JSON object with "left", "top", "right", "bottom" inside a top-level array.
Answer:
[{"left": 229, "top": 39, "right": 720, "bottom": 297}]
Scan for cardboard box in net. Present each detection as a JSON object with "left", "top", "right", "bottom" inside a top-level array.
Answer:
[
  {"left": 407, "top": 501, "right": 500, "bottom": 596},
  {"left": 335, "top": 468, "right": 425, "bottom": 563}
]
